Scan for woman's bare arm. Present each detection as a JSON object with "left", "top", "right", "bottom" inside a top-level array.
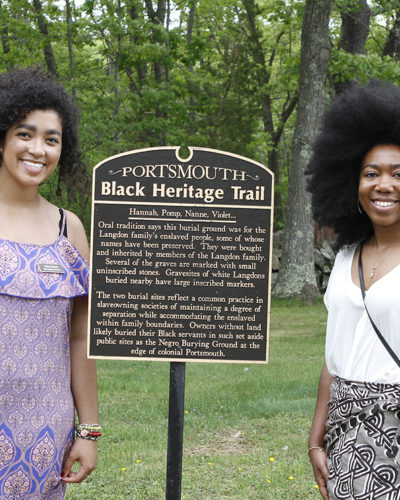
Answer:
[{"left": 308, "top": 363, "right": 334, "bottom": 500}]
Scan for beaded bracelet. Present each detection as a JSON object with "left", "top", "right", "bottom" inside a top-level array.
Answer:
[{"left": 75, "top": 424, "right": 103, "bottom": 441}]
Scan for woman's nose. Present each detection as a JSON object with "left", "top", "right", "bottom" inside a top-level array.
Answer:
[
  {"left": 28, "top": 139, "right": 45, "bottom": 157},
  {"left": 376, "top": 174, "right": 394, "bottom": 191}
]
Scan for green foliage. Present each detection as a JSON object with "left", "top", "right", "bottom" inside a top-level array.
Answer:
[
  {"left": 0, "top": 0, "right": 399, "bottom": 229},
  {"left": 330, "top": 50, "right": 400, "bottom": 86}
]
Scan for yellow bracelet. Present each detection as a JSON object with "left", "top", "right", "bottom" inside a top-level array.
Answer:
[{"left": 308, "top": 446, "right": 326, "bottom": 454}]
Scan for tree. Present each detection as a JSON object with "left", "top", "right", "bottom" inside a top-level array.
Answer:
[
  {"left": 383, "top": 8, "right": 400, "bottom": 60},
  {"left": 333, "top": 0, "right": 371, "bottom": 93},
  {"left": 32, "top": 0, "right": 59, "bottom": 76},
  {"left": 241, "top": 0, "right": 298, "bottom": 224},
  {"left": 273, "top": 0, "right": 332, "bottom": 303},
  {"left": 3, "top": 0, "right": 400, "bottom": 278},
  {"left": 65, "top": 0, "right": 76, "bottom": 93}
]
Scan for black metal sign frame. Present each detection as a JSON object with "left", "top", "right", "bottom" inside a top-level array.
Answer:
[{"left": 88, "top": 146, "right": 273, "bottom": 364}]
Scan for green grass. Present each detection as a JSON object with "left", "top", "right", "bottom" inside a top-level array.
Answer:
[{"left": 66, "top": 298, "right": 327, "bottom": 499}]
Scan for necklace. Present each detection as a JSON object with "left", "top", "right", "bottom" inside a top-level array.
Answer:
[{"left": 368, "top": 237, "right": 399, "bottom": 283}]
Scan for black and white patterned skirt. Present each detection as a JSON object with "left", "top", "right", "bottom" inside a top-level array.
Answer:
[{"left": 326, "top": 377, "right": 400, "bottom": 499}]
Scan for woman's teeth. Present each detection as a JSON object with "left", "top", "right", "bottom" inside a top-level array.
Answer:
[
  {"left": 23, "top": 160, "right": 44, "bottom": 169},
  {"left": 373, "top": 200, "right": 397, "bottom": 207}
]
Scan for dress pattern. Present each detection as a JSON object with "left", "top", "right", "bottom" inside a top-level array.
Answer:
[
  {"left": 0, "top": 218, "right": 89, "bottom": 499},
  {"left": 326, "top": 377, "right": 400, "bottom": 499}
]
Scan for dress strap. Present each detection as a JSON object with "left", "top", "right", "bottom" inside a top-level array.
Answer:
[{"left": 58, "top": 208, "right": 68, "bottom": 238}]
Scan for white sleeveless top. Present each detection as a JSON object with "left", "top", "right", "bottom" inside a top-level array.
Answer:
[{"left": 324, "top": 244, "right": 400, "bottom": 384}]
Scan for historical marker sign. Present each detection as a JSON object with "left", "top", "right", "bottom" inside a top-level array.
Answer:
[{"left": 88, "top": 147, "right": 273, "bottom": 363}]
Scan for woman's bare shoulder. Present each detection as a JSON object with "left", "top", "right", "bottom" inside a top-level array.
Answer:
[{"left": 65, "top": 210, "right": 89, "bottom": 259}]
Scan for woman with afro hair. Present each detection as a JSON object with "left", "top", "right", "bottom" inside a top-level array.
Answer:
[
  {"left": 0, "top": 67, "right": 99, "bottom": 498},
  {"left": 307, "top": 80, "right": 400, "bottom": 499}
]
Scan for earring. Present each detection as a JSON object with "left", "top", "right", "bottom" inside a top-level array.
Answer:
[{"left": 357, "top": 199, "right": 364, "bottom": 214}]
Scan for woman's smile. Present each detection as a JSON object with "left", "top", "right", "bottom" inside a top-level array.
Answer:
[
  {"left": 371, "top": 198, "right": 399, "bottom": 209},
  {"left": 372, "top": 200, "right": 398, "bottom": 208},
  {"left": 22, "top": 159, "right": 45, "bottom": 169},
  {"left": 21, "top": 159, "right": 47, "bottom": 175}
]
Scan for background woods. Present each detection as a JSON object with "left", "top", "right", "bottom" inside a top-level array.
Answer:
[{"left": 3, "top": 0, "right": 400, "bottom": 300}]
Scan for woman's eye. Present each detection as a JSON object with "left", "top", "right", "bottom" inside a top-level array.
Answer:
[
  {"left": 47, "top": 137, "right": 59, "bottom": 144},
  {"left": 365, "top": 172, "right": 377, "bottom": 178},
  {"left": 17, "top": 131, "right": 30, "bottom": 139}
]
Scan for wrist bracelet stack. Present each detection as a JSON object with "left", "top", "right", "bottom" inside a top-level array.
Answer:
[{"left": 75, "top": 423, "right": 102, "bottom": 441}]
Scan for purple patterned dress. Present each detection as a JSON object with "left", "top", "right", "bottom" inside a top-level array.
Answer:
[{"left": 0, "top": 217, "right": 89, "bottom": 499}]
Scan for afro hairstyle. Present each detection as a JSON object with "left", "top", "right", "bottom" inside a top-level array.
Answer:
[
  {"left": 306, "top": 79, "right": 400, "bottom": 248},
  {"left": 0, "top": 66, "right": 81, "bottom": 187}
]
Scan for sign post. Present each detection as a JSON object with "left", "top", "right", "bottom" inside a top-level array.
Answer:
[
  {"left": 88, "top": 147, "right": 273, "bottom": 497},
  {"left": 166, "top": 362, "right": 186, "bottom": 500}
]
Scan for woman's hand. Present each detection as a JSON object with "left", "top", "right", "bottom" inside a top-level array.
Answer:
[
  {"left": 309, "top": 448, "right": 329, "bottom": 500},
  {"left": 61, "top": 438, "right": 98, "bottom": 483}
]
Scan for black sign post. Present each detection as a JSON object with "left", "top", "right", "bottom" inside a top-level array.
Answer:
[
  {"left": 166, "top": 362, "right": 185, "bottom": 500},
  {"left": 88, "top": 147, "right": 274, "bottom": 498}
]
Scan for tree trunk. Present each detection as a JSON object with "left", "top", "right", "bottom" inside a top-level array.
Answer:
[
  {"left": 187, "top": 0, "right": 196, "bottom": 136},
  {"left": 113, "top": 0, "right": 122, "bottom": 146},
  {"left": 65, "top": 0, "right": 75, "bottom": 97},
  {"left": 383, "top": 10, "right": 400, "bottom": 60},
  {"left": 32, "top": 0, "right": 58, "bottom": 76},
  {"left": 334, "top": 0, "right": 370, "bottom": 94},
  {"left": 0, "top": 1, "right": 9, "bottom": 61},
  {"left": 144, "top": 0, "right": 167, "bottom": 144},
  {"left": 145, "top": 0, "right": 167, "bottom": 83},
  {"left": 242, "top": 0, "right": 297, "bottom": 225},
  {"left": 273, "top": 0, "right": 331, "bottom": 303},
  {"left": 126, "top": 2, "right": 147, "bottom": 92}
]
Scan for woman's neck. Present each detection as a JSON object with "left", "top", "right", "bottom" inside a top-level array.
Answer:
[{"left": 371, "top": 224, "right": 400, "bottom": 249}]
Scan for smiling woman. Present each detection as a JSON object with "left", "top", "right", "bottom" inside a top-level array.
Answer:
[
  {"left": 0, "top": 110, "right": 62, "bottom": 191},
  {"left": 0, "top": 67, "right": 99, "bottom": 499},
  {"left": 306, "top": 81, "right": 400, "bottom": 500}
]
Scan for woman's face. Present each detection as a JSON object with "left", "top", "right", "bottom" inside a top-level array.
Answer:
[
  {"left": 359, "top": 144, "right": 400, "bottom": 230},
  {"left": 0, "top": 109, "right": 62, "bottom": 189}
]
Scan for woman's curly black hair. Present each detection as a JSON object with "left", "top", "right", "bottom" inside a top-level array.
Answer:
[
  {"left": 306, "top": 79, "right": 400, "bottom": 248},
  {"left": 0, "top": 66, "right": 81, "bottom": 187}
]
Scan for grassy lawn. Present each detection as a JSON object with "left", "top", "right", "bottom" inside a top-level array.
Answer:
[{"left": 66, "top": 298, "right": 327, "bottom": 499}]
